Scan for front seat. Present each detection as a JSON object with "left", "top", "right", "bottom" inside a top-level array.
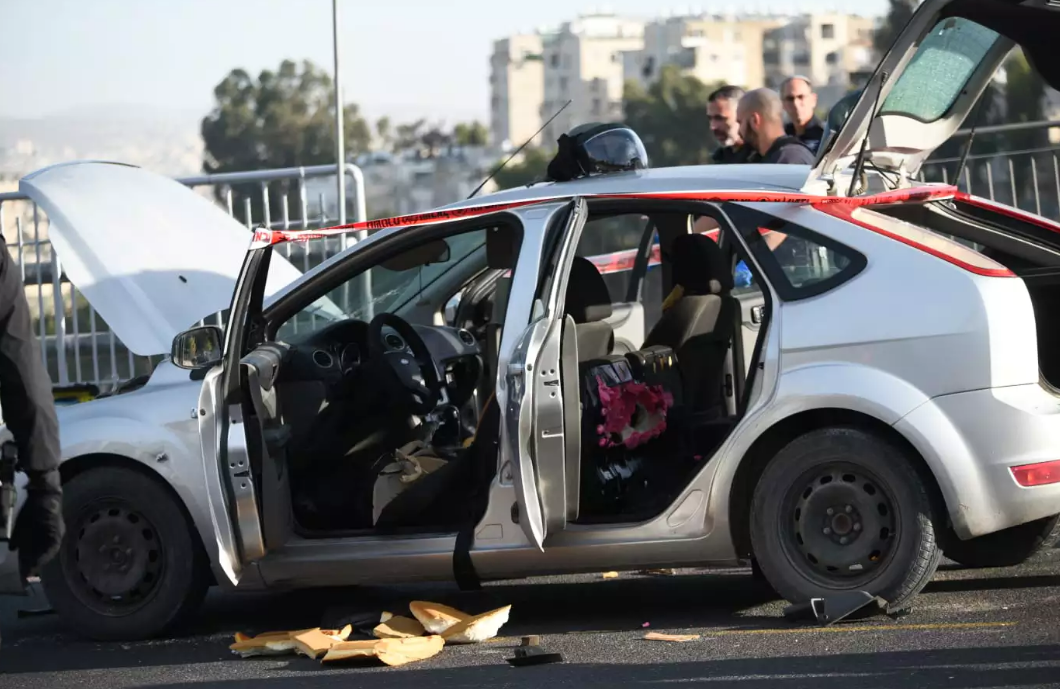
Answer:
[
  {"left": 566, "top": 256, "right": 615, "bottom": 362},
  {"left": 643, "top": 233, "right": 737, "bottom": 413}
]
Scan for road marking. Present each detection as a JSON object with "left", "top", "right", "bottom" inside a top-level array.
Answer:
[
  {"left": 698, "top": 621, "right": 1017, "bottom": 636},
  {"left": 495, "top": 621, "right": 1017, "bottom": 642}
]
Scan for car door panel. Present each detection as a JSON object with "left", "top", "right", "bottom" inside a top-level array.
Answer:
[
  {"left": 735, "top": 287, "right": 766, "bottom": 379},
  {"left": 496, "top": 198, "right": 588, "bottom": 550}
]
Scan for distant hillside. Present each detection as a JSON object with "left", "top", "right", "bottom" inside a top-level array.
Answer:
[{"left": 0, "top": 105, "right": 204, "bottom": 178}]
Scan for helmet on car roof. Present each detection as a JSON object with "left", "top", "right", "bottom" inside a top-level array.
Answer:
[{"left": 546, "top": 122, "right": 649, "bottom": 182}]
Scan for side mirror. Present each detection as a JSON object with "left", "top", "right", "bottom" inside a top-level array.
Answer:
[{"left": 171, "top": 326, "right": 223, "bottom": 370}]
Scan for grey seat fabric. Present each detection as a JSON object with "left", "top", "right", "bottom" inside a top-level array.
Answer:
[
  {"left": 566, "top": 257, "right": 615, "bottom": 362},
  {"left": 642, "top": 233, "right": 737, "bottom": 412}
]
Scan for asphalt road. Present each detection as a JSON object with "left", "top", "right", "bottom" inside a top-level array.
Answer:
[{"left": 2, "top": 556, "right": 1060, "bottom": 689}]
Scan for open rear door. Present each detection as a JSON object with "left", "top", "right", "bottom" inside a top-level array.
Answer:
[{"left": 497, "top": 198, "right": 589, "bottom": 549}]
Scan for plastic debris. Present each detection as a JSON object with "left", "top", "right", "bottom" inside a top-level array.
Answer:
[
  {"left": 324, "top": 635, "right": 446, "bottom": 666},
  {"left": 374, "top": 613, "right": 427, "bottom": 639},
  {"left": 642, "top": 622, "right": 651, "bottom": 628},
  {"left": 231, "top": 600, "right": 511, "bottom": 666},
  {"left": 507, "top": 646, "right": 564, "bottom": 667},
  {"left": 782, "top": 591, "right": 884, "bottom": 626},
  {"left": 521, "top": 635, "right": 541, "bottom": 647},
  {"left": 644, "top": 632, "right": 700, "bottom": 643},
  {"left": 601, "top": 571, "right": 620, "bottom": 579},
  {"left": 409, "top": 600, "right": 511, "bottom": 644}
]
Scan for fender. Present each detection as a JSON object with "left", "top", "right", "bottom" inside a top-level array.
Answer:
[
  {"left": 705, "top": 362, "right": 942, "bottom": 557},
  {"left": 54, "top": 411, "right": 241, "bottom": 587}
]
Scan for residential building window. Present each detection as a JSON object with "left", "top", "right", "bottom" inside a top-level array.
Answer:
[
  {"left": 592, "top": 98, "right": 601, "bottom": 115},
  {"left": 560, "top": 76, "right": 569, "bottom": 91},
  {"left": 821, "top": 23, "right": 835, "bottom": 39},
  {"left": 550, "top": 53, "right": 559, "bottom": 67},
  {"left": 826, "top": 51, "right": 839, "bottom": 65}
]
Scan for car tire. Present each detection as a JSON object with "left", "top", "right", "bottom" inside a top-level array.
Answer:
[
  {"left": 40, "top": 466, "right": 210, "bottom": 641},
  {"left": 942, "top": 514, "right": 1060, "bottom": 569},
  {"left": 749, "top": 427, "right": 942, "bottom": 613}
]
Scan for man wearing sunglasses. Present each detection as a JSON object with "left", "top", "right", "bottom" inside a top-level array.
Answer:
[{"left": 780, "top": 75, "right": 825, "bottom": 154}]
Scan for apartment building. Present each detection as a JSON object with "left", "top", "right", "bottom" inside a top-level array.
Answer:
[
  {"left": 623, "top": 14, "right": 785, "bottom": 94},
  {"left": 538, "top": 13, "right": 646, "bottom": 145},
  {"left": 763, "top": 13, "right": 878, "bottom": 112},
  {"left": 489, "top": 33, "right": 549, "bottom": 149}
]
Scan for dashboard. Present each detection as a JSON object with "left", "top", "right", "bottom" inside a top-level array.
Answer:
[{"left": 276, "top": 318, "right": 483, "bottom": 410}]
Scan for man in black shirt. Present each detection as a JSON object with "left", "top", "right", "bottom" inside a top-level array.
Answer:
[
  {"left": 707, "top": 85, "right": 757, "bottom": 164},
  {"left": 737, "top": 88, "right": 816, "bottom": 165},
  {"left": 780, "top": 75, "right": 825, "bottom": 154}
]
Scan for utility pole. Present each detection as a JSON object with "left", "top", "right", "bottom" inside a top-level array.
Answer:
[{"left": 332, "top": 0, "right": 347, "bottom": 224}]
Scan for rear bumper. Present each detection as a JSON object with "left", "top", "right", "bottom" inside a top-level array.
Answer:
[{"left": 895, "top": 383, "right": 1060, "bottom": 540}]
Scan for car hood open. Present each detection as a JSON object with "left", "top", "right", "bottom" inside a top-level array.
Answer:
[
  {"left": 806, "top": 0, "right": 1060, "bottom": 194},
  {"left": 20, "top": 161, "right": 307, "bottom": 357}
]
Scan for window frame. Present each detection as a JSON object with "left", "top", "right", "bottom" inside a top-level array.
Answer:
[
  {"left": 721, "top": 203, "right": 868, "bottom": 302},
  {"left": 261, "top": 215, "right": 526, "bottom": 342}
]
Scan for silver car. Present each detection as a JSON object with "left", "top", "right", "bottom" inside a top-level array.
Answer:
[{"left": 4, "top": 0, "right": 1060, "bottom": 641}]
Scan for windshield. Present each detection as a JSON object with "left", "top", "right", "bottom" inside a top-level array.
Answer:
[{"left": 275, "top": 229, "right": 487, "bottom": 339}]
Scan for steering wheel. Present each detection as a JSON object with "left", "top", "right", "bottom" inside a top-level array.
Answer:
[{"left": 368, "top": 313, "right": 443, "bottom": 415}]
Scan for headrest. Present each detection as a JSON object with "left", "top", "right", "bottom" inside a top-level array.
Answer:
[
  {"left": 671, "top": 233, "right": 734, "bottom": 295},
  {"left": 566, "top": 257, "right": 613, "bottom": 324},
  {"left": 486, "top": 226, "right": 518, "bottom": 269}
]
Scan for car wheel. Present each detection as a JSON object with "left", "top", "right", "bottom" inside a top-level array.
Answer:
[
  {"left": 40, "top": 467, "right": 210, "bottom": 641},
  {"left": 749, "top": 427, "right": 942, "bottom": 613},
  {"left": 942, "top": 514, "right": 1060, "bottom": 569}
]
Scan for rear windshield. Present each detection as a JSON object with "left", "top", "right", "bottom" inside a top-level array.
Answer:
[{"left": 880, "top": 17, "right": 1001, "bottom": 123}]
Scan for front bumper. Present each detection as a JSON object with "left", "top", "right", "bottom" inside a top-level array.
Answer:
[{"left": 896, "top": 383, "right": 1060, "bottom": 540}]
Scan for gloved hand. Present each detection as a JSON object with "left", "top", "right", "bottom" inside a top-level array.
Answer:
[{"left": 8, "top": 471, "right": 64, "bottom": 580}]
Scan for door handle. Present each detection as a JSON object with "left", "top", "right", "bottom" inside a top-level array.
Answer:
[{"left": 751, "top": 305, "right": 764, "bottom": 324}]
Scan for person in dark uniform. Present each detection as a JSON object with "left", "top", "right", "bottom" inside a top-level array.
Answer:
[
  {"left": 0, "top": 231, "right": 64, "bottom": 589},
  {"left": 780, "top": 75, "right": 826, "bottom": 154},
  {"left": 737, "top": 88, "right": 816, "bottom": 165},
  {"left": 707, "top": 85, "right": 757, "bottom": 164}
]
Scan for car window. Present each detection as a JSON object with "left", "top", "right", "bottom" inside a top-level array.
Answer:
[
  {"left": 576, "top": 213, "right": 653, "bottom": 303},
  {"left": 275, "top": 228, "right": 487, "bottom": 340},
  {"left": 725, "top": 206, "right": 866, "bottom": 301},
  {"left": 879, "top": 17, "right": 1001, "bottom": 123}
]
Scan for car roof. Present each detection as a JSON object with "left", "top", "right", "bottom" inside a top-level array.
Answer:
[{"left": 438, "top": 163, "right": 811, "bottom": 212}]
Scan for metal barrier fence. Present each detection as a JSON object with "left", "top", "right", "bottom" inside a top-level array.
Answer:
[
  {"left": 920, "top": 119, "right": 1060, "bottom": 219},
  {"left": 0, "top": 163, "right": 367, "bottom": 394}
]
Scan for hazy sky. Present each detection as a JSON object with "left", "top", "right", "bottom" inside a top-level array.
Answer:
[{"left": 1, "top": 0, "right": 888, "bottom": 126}]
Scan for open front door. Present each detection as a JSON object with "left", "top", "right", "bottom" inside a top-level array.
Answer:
[
  {"left": 497, "top": 199, "right": 589, "bottom": 550},
  {"left": 199, "top": 241, "right": 274, "bottom": 585}
]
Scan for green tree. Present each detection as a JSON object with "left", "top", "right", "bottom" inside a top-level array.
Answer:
[
  {"left": 873, "top": 0, "right": 918, "bottom": 56},
  {"left": 622, "top": 65, "right": 718, "bottom": 167},
  {"left": 492, "top": 146, "right": 553, "bottom": 190},
  {"left": 453, "top": 121, "right": 489, "bottom": 146},
  {"left": 201, "top": 59, "right": 371, "bottom": 224}
]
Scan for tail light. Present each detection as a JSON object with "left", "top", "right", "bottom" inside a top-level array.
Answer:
[{"left": 1010, "top": 459, "right": 1060, "bottom": 487}]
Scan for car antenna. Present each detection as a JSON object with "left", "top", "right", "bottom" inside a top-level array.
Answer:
[
  {"left": 953, "top": 94, "right": 991, "bottom": 192},
  {"left": 465, "top": 99, "right": 572, "bottom": 200},
  {"left": 847, "top": 70, "right": 889, "bottom": 197}
]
